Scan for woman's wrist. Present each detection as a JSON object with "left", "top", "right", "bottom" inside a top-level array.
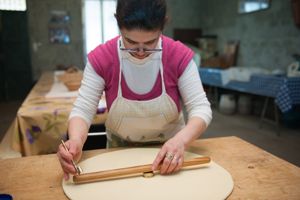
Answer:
[
  {"left": 175, "top": 117, "right": 207, "bottom": 149},
  {"left": 69, "top": 137, "right": 85, "bottom": 149},
  {"left": 68, "top": 117, "right": 89, "bottom": 143}
]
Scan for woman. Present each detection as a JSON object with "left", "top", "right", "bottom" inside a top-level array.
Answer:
[{"left": 57, "top": 0, "right": 212, "bottom": 180}]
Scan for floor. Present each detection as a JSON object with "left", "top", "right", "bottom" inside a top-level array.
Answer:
[
  {"left": 203, "top": 109, "right": 300, "bottom": 167},
  {"left": 0, "top": 100, "right": 299, "bottom": 167},
  {"left": 0, "top": 100, "right": 22, "bottom": 142}
]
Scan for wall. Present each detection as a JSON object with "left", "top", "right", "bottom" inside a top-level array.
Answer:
[
  {"left": 0, "top": 12, "right": 4, "bottom": 101},
  {"left": 0, "top": 11, "right": 33, "bottom": 100},
  {"left": 27, "top": 0, "right": 84, "bottom": 80},
  {"left": 198, "top": 0, "right": 300, "bottom": 70},
  {"left": 25, "top": 0, "right": 300, "bottom": 78},
  {"left": 164, "top": 0, "right": 202, "bottom": 37},
  {"left": 26, "top": 0, "right": 202, "bottom": 80}
]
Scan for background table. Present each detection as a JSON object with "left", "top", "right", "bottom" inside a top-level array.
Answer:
[
  {"left": 199, "top": 68, "right": 300, "bottom": 113},
  {"left": 199, "top": 68, "right": 300, "bottom": 133},
  {"left": 4, "top": 72, "right": 107, "bottom": 156},
  {"left": 0, "top": 136, "right": 299, "bottom": 199}
]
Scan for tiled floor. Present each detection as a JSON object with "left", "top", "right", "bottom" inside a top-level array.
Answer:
[{"left": 0, "top": 101, "right": 299, "bottom": 166}]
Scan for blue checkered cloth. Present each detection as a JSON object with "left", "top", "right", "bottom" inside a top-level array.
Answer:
[
  {"left": 276, "top": 78, "right": 300, "bottom": 112},
  {"left": 199, "top": 68, "right": 300, "bottom": 113}
]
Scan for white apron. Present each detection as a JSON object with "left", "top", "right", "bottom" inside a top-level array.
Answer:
[{"left": 105, "top": 52, "right": 185, "bottom": 145}]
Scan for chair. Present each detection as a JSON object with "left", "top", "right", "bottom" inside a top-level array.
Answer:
[{"left": 202, "top": 40, "right": 239, "bottom": 69}]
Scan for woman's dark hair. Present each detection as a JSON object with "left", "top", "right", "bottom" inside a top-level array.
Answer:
[{"left": 115, "top": 0, "right": 167, "bottom": 31}]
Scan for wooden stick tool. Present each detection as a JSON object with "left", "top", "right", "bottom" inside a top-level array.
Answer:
[{"left": 73, "top": 156, "right": 210, "bottom": 184}]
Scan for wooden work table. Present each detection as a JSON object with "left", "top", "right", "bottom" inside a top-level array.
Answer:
[{"left": 0, "top": 136, "right": 300, "bottom": 199}]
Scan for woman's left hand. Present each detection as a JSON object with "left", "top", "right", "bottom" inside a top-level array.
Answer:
[{"left": 151, "top": 136, "right": 186, "bottom": 174}]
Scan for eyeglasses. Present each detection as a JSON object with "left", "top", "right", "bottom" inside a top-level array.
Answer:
[
  {"left": 120, "top": 47, "right": 162, "bottom": 53},
  {"left": 119, "top": 41, "right": 162, "bottom": 53}
]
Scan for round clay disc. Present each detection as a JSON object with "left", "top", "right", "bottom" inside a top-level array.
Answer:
[{"left": 62, "top": 148, "right": 233, "bottom": 200}]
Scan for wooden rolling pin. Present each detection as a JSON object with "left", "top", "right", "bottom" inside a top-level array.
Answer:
[{"left": 73, "top": 156, "right": 211, "bottom": 184}]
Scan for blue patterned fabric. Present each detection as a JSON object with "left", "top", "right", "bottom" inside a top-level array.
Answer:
[{"left": 199, "top": 68, "right": 300, "bottom": 113}]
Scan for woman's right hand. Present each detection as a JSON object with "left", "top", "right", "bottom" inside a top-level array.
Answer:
[{"left": 57, "top": 138, "right": 83, "bottom": 180}]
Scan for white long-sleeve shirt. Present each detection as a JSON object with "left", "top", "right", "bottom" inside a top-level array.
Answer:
[{"left": 70, "top": 38, "right": 212, "bottom": 128}]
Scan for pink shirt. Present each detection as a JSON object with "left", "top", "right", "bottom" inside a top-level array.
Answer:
[{"left": 88, "top": 35, "right": 194, "bottom": 111}]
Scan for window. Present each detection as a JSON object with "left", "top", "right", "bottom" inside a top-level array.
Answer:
[
  {"left": 83, "top": 0, "right": 118, "bottom": 55},
  {"left": 0, "top": 0, "right": 26, "bottom": 11},
  {"left": 238, "top": 0, "right": 270, "bottom": 14}
]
